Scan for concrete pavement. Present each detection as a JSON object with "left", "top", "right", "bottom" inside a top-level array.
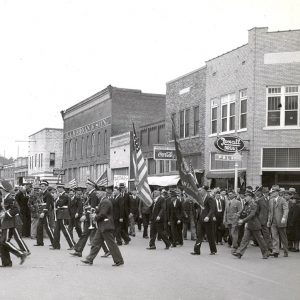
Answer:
[{"left": 1, "top": 230, "right": 300, "bottom": 300}]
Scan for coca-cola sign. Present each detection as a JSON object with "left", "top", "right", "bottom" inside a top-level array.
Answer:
[
  {"left": 214, "top": 136, "right": 245, "bottom": 153},
  {"left": 154, "top": 147, "right": 176, "bottom": 160}
]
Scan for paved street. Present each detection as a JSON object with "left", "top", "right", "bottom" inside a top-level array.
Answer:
[{"left": 1, "top": 231, "right": 300, "bottom": 300}]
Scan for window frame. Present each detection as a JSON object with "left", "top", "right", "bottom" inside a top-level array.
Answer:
[
  {"left": 239, "top": 89, "right": 247, "bottom": 130},
  {"left": 221, "top": 93, "right": 236, "bottom": 133},
  {"left": 193, "top": 105, "right": 199, "bottom": 136}
]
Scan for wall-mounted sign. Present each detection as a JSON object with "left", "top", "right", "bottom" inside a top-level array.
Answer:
[
  {"left": 114, "top": 175, "right": 129, "bottom": 188},
  {"left": 154, "top": 146, "right": 176, "bottom": 160},
  {"left": 215, "top": 153, "right": 242, "bottom": 161},
  {"left": 214, "top": 136, "right": 245, "bottom": 153},
  {"left": 53, "top": 168, "right": 65, "bottom": 176}
]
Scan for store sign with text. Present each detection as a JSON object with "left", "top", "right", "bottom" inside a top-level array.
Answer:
[
  {"left": 153, "top": 146, "right": 176, "bottom": 160},
  {"left": 214, "top": 136, "right": 245, "bottom": 153}
]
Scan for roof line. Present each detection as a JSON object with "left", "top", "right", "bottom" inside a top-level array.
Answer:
[
  {"left": 29, "top": 128, "right": 63, "bottom": 137},
  {"left": 166, "top": 66, "right": 206, "bottom": 84}
]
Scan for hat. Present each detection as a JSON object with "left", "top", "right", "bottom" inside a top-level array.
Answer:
[
  {"left": 119, "top": 182, "right": 126, "bottom": 189},
  {"left": 239, "top": 189, "right": 246, "bottom": 195},
  {"left": 169, "top": 189, "right": 179, "bottom": 197},
  {"left": 202, "top": 185, "right": 209, "bottom": 191},
  {"left": 246, "top": 186, "right": 253, "bottom": 191},
  {"left": 289, "top": 187, "right": 296, "bottom": 194},
  {"left": 245, "top": 190, "right": 255, "bottom": 197},
  {"left": 40, "top": 180, "right": 49, "bottom": 186},
  {"left": 56, "top": 183, "right": 65, "bottom": 189},
  {"left": 0, "top": 180, "right": 13, "bottom": 192},
  {"left": 262, "top": 187, "right": 269, "bottom": 193},
  {"left": 270, "top": 185, "right": 280, "bottom": 193}
]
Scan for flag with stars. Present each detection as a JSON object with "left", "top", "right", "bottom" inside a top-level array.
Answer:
[{"left": 132, "top": 123, "right": 153, "bottom": 207}]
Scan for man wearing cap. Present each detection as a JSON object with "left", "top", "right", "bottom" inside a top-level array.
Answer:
[
  {"left": 52, "top": 184, "right": 75, "bottom": 250},
  {"left": 0, "top": 180, "right": 28, "bottom": 267},
  {"left": 267, "top": 185, "right": 289, "bottom": 258},
  {"left": 232, "top": 191, "right": 269, "bottom": 259},
  {"left": 147, "top": 189, "right": 171, "bottom": 250},
  {"left": 81, "top": 186, "right": 124, "bottom": 266},
  {"left": 68, "top": 188, "right": 83, "bottom": 241},
  {"left": 191, "top": 186, "right": 217, "bottom": 255},
  {"left": 70, "top": 179, "right": 109, "bottom": 257},
  {"left": 168, "top": 189, "right": 184, "bottom": 247},
  {"left": 35, "top": 180, "right": 55, "bottom": 247}
]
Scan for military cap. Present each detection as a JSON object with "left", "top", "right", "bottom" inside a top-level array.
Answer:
[{"left": 40, "top": 180, "right": 49, "bottom": 186}]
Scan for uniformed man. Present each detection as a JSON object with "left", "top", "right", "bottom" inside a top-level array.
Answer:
[
  {"left": 0, "top": 180, "right": 28, "bottom": 267},
  {"left": 68, "top": 188, "right": 83, "bottom": 240},
  {"left": 35, "top": 180, "right": 55, "bottom": 247},
  {"left": 70, "top": 179, "right": 109, "bottom": 257},
  {"left": 51, "top": 184, "right": 75, "bottom": 250}
]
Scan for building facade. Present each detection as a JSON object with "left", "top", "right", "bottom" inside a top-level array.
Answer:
[
  {"left": 205, "top": 27, "right": 300, "bottom": 191},
  {"left": 61, "top": 85, "right": 165, "bottom": 185},
  {"left": 165, "top": 67, "right": 207, "bottom": 185},
  {"left": 14, "top": 156, "right": 28, "bottom": 186},
  {"left": 0, "top": 163, "right": 15, "bottom": 187},
  {"left": 28, "top": 128, "right": 63, "bottom": 185}
]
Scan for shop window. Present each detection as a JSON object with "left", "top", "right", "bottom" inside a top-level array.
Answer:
[
  {"left": 262, "top": 148, "right": 300, "bottom": 168},
  {"left": 50, "top": 153, "right": 55, "bottom": 167}
]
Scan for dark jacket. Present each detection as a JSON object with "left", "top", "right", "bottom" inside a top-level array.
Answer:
[
  {"left": 119, "top": 192, "right": 130, "bottom": 220},
  {"left": 55, "top": 192, "right": 71, "bottom": 220},
  {"left": 41, "top": 190, "right": 54, "bottom": 215},
  {"left": 256, "top": 196, "right": 269, "bottom": 226},
  {"left": 129, "top": 195, "right": 140, "bottom": 216},
  {"left": 139, "top": 198, "right": 151, "bottom": 215},
  {"left": 240, "top": 200, "right": 261, "bottom": 231},
  {"left": 95, "top": 196, "right": 115, "bottom": 233},
  {"left": 111, "top": 195, "right": 121, "bottom": 220},
  {"left": 150, "top": 196, "right": 166, "bottom": 223},
  {"left": 1, "top": 193, "right": 20, "bottom": 229},
  {"left": 198, "top": 194, "right": 216, "bottom": 222},
  {"left": 169, "top": 197, "right": 184, "bottom": 222},
  {"left": 69, "top": 196, "right": 83, "bottom": 218}
]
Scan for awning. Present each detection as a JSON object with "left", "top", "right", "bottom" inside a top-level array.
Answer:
[
  {"left": 148, "top": 175, "right": 180, "bottom": 186},
  {"left": 206, "top": 171, "right": 246, "bottom": 179}
]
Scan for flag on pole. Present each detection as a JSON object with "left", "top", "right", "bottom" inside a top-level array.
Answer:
[
  {"left": 132, "top": 123, "right": 153, "bottom": 207},
  {"left": 68, "top": 178, "right": 77, "bottom": 189},
  {"left": 96, "top": 169, "right": 108, "bottom": 187},
  {"left": 172, "top": 119, "right": 204, "bottom": 208},
  {"left": 189, "top": 160, "right": 198, "bottom": 185}
]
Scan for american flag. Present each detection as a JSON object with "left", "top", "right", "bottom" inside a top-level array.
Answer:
[
  {"left": 189, "top": 160, "right": 198, "bottom": 185},
  {"left": 96, "top": 169, "right": 108, "bottom": 187},
  {"left": 68, "top": 178, "right": 78, "bottom": 189},
  {"left": 132, "top": 123, "right": 153, "bottom": 207}
]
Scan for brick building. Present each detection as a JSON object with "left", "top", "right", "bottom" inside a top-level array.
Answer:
[
  {"left": 61, "top": 85, "right": 165, "bottom": 185},
  {"left": 0, "top": 163, "right": 15, "bottom": 187},
  {"left": 14, "top": 156, "right": 28, "bottom": 186},
  {"left": 165, "top": 67, "right": 206, "bottom": 185},
  {"left": 28, "top": 128, "right": 63, "bottom": 185},
  {"left": 205, "top": 27, "right": 300, "bottom": 191}
]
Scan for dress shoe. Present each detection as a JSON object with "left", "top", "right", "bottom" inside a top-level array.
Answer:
[
  {"left": 146, "top": 246, "right": 156, "bottom": 250},
  {"left": 190, "top": 252, "right": 200, "bottom": 255},
  {"left": 101, "top": 252, "right": 111, "bottom": 258},
  {"left": 1, "top": 263, "right": 12, "bottom": 267},
  {"left": 112, "top": 261, "right": 124, "bottom": 267},
  {"left": 67, "top": 247, "right": 74, "bottom": 251},
  {"left": 165, "top": 245, "right": 170, "bottom": 250},
  {"left": 143, "top": 236, "right": 149, "bottom": 239},
  {"left": 171, "top": 245, "right": 176, "bottom": 248},
  {"left": 34, "top": 244, "right": 44, "bottom": 246},
  {"left": 117, "top": 242, "right": 122, "bottom": 246},
  {"left": 81, "top": 259, "right": 93, "bottom": 265},
  {"left": 124, "top": 241, "right": 130, "bottom": 245},
  {"left": 20, "top": 253, "right": 27, "bottom": 265},
  {"left": 290, "top": 248, "right": 299, "bottom": 252},
  {"left": 262, "top": 255, "right": 268, "bottom": 259},
  {"left": 232, "top": 252, "right": 242, "bottom": 259},
  {"left": 269, "top": 252, "right": 279, "bottom": 258},
  {"left": 26, "top": 251, "right": 31, "bottom": 256},
  {"left": 70, "top": 252, "right": 82, "bottom": 257},
  {"left": 210, "top": 252, "right": 217, "bottom": 255},
  {"left": 284, "top": 253, "right": 288, "bottom": 257},
  {"left": 49, "top": 247, "right": 60, "bottom": 250}
]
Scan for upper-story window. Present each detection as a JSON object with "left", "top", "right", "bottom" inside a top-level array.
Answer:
[
  {"left": 74, "top": 139, "right": 77, "bottom": 160},
  {"left": 91, "top": 133, "right": 95, "bottom": 157},
  {"left": 69, "top": 139, "right": 73, "bottom": 160},
  {"left": 171, "top": 113, "right": 176, "bottom": 140},
  {"left": 193, "top": 106, "right": 199, "bottom": 136},
  {"left": 240, "top": 89, "right": 247, "bottom": 129},
  {"left": 267, "top": 86, "right": 299, "bottom": 127},
  {"left": 97, "top": 132, "right": 101, "bottom": 156},
  {"left": 179, "top": 109, "right": 190, "bottom": 139},
  {"left": 211, "top": 99, "right": 218, "bottom": 134},
  {"left": 104, "top": 130, "right": 107, "bottom": 155},
  {"left": 221, "top": 93, "right": 236, "bottom": 133},
  {"left": 81, "top": 137, "right": 84, "bottom": 158},
  {"left": 86, "top": 135, "right": 89, "bottom": 157}
]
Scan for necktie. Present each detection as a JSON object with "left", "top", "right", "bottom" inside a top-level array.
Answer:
[{"left": 217, "top": 199, "right": 222, "bottom": 212}]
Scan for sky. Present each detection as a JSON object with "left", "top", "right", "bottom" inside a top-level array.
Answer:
[{"left": 0, "top": 0, "right": 299, "bottom": 158}]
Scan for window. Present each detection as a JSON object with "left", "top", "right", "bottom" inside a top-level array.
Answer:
[
  {"left": 240, "top": 89, "right": 247, "bottom": 129},
  {"left": 69, "top": 140, "right": 73, "bottom": 160},
  {"left": 193, "top": 106, "right": 199, "bottom": 135},
  {"left": 185, "top": 109, "right": 190, "bottom": 138},
  {"left": 41, "top": 153, "right": 43, "bottom": 168},
  {"left": 64, "top": 141, "right": 68, "bottom": 161},
  {"left": 211, "top": 99, "right": 218, "bottom": 134},
  {"left": 171, "top": 113, "right": 176, "bottom": 140},
  {"left": 50, "top": 153, "right": 55, "bottom": 167},
  {"left": 97, "top": 132, "right": 101, "bottom": 156},
  {"left": 267, "top": 86, "right": 299, "bottom": 127},
  {"left": 79, "top": 137, "right": 83, "bottom": 158},
  {"left": 91, "top": 133, "right": 95, "bottom": 156},
  {"left": 35, "top": 154, "right": 37, "bottom": 167},
  {"left": 221, "top": 93, "right": 236, "bottom": 133},
  {"left": 159, "top": 160, "right": 164, "bottom": 174},
  {"left": 104, "top": 130, "right": 107, "bottom": 155},
  {"left": 262, "top": 148, "right": 300, "bottom": 168},
  {"left": 179, "top": 109, "right": 190, "bottom": 139},
  {"left": 38, "top": 154, "right": 40, "bottom": 167},
  {"left": 86, "top": 135, "right": 89, "bottom": 157},
  {"left": 179, "top": 110, "right": 184, "bottom": 138},
  {"left": 158, "top": 124, "right": 165, "bottom": 144},
  {"left": 74, "top": 139, "right": 77, "bottom": 160}
]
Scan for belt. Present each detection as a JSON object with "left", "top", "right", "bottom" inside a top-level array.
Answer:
[{"left": 57, "top": 206, "right": 68, "bottom": 209}]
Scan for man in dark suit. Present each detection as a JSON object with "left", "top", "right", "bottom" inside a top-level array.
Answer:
[
  {"left": 138, "top": 193, "right": 151, "bottom": 238},
  {"left": 81, "top": 186, "right": 124, "bottom": 266},
  {"left": 128, "top": 190, "right": 140, "bottom": 237},
  {"left": 147, "top": 189, "right": 171, "bottom": 250},
  {"left": 214, "top": 191, "right": 226, "bottom": 245},
  {"left": 0, "top": 180, "right": 28, "bottom": 267},
  {"left": 233, "top": 191, "right": 269, "bottom": 259},
  {"left": 168, "top": 189, "right": 184, "bottom": 247},
  {"left": 68, "top": 188, "right": 83, "bottom": 240},
  {"left": 118, "top": 183, "right": 131, "bottom": 245},
  {"left": 52, "top": 184, "right": 75, "bottom": 250},
  {"left": 191, "top": 186, "right": 217, "bottom": 255},
  {"left": 35, "top": 180, "right": 55, "bottom": 247}
]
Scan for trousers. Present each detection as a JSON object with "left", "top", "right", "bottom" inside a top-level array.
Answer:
[
  {"left": 194, "top": 221, "right": 217, "bottom": 254},
  {"left": 149, "top": 222, "right": 171, "bottom": 248},
  {"left": 271, "top": 225, "right": 288, "bottom": 254},
  {"left": 36, "top": 215, "right": 54, "bottom": 246},
  {"left": 53, "top": 219, "right": 75, "bottom": 249}
]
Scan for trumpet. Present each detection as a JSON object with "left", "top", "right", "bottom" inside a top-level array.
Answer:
[{"left": 88, "top": 207, "right": 98, "bottom": 230}]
